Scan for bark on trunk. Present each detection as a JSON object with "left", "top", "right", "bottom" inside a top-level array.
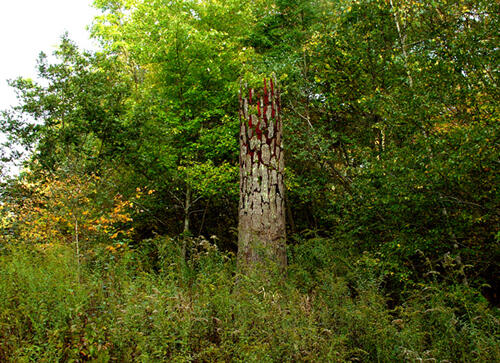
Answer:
[
  {"left": 74, "top": 215, "right": 80, "bottom": 283},
  {"left": 238, "top": 77, "right": 286, "bottom": 272},
  {"left": 183, "top": 185, "right": 191, "bottom": 234},
  {"left": 182, "top": 185, "right": 191, "bottom": 261}
]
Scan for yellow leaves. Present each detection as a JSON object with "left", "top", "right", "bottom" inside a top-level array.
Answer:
[
  {"left": 105, "top": 243, "right": 126, "bottom": 253},
  {"left": 99, "top": 216, "right": 110, "bottom": 224},
  {"left": 105, "top": 245, "right": 116, "bottom": 252},
  {"left": 6, "top": 170, "right": 135, "bottom": 249},
  {"left": 35, "top": 242, "right": 57, "bottom": 252}
]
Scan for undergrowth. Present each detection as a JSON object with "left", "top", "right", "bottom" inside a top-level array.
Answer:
[{"left": 0, "top": 236, "right": 498, "bottom": 362}]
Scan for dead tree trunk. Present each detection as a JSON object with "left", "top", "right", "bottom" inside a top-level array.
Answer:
[{"left": 238, "top": 77, "right": 286, "bottom": 272}]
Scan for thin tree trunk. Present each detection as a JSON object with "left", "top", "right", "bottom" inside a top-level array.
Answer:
[
  {"left": 198, "top": 197, "right": 210, "bottom": 236},
  {"left": 183, "top": 185, "right": 191, "bottom": 234},
  {"left": 238, "top": 77, "right": 287, "bottom": 273},
  {"left": 389, "top": 0, "right": 413, "bottom": 87},
  {"left": 182, "top": 185, "right": 191, "bottom": 261},
  {"left": 74, "top": 215, "right": 80, "bottom": 283}
]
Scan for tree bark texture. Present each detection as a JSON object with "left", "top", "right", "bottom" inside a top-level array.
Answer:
[{"left": 238, "top": 78, "right": 286, "bottom": 271}]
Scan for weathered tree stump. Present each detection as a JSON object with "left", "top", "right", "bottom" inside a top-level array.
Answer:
[{"left": 238, "top": 77, "right": 286, "bottom": 272}]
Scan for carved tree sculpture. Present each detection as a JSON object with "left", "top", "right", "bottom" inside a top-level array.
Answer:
[{"left": 238, "top": 78, "right": 286, "bottom": 272}]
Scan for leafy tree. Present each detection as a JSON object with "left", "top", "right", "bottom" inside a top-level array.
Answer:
[
  {"left": 1, "top": 0, "right": 498, "bottom": 300},
  {"left": 1, "top": 36, "right": 131, "bottom": 173},
  {"left": 90, "top": 0, "right": 260, "bottom": 238}
]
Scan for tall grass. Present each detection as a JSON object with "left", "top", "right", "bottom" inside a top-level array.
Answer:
[{"left": 0, "top": 237, "right": 498, "bottom": 362}]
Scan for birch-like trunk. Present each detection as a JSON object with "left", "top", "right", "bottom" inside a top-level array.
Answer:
[
  {"left": 183, "top": 185, "right": 191, "bottom": 234},
  {"left": 238, "top": 78, "right": 286, "bottom": 272},
  {"left": 182, "top": 185, "right": 191, "bottom": 261},
  {"left": 74, "top": 215, "right": 80, "bottom": 283}
]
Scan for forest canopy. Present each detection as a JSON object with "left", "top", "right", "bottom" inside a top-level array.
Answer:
[{"left": 0, "top": 0, "right": 498, "bottom": 361}]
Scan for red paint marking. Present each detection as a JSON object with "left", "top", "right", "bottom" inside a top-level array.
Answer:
[
  {"left": 256, "top": 128, "right": 262, "bottom": 140},
  {"left": 263, "top": 78, "right": 268, "bottom": 106},
  {"left": 248, "top": 115, "right": 252, "bottom": 128},
  {"left": 255, "top": 117, "right": 262, "bottom": 140},
  {"left": 249, "top": 89, "right": 253, "bottom": 104}
]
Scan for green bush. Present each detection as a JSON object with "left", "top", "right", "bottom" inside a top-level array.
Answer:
[{"left": 0, "top": 237, "right": 498, "bottom": 362}]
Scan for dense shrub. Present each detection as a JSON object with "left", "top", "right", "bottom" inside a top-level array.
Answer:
[{"left": 0, "top": 237, "right": 498, "bottom": 362}]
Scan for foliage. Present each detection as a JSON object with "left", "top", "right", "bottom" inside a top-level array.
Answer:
[
  {"left": 0, "top": 239, "right": 498, "bottom": 362},
  {"left": 0, "top": 0, "right": 498, "bottom": 360},
  {"left": 0, "top": 165, "right": 135, "bottom": 266}
]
